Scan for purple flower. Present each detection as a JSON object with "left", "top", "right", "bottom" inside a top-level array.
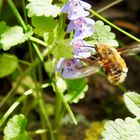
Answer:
[
  {"left": 70, "top": 39, "right": 95, "bottom": 58},
  {"left": 56, "top": 0, "right": 97, "bottom": 79},
  {"left": 67, "top": 17, "right": 95, "bottom": 39},
  {"left": 56, "top": 58, "right": 100, "bottom": 79},
  {"left": 61, "top": 0, "right": 91, "bottom": 20},
  {"left": 56, "top": 58, "right": 84, "bottom": 79}
]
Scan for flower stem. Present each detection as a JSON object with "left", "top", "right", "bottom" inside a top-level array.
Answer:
[
  {"left": 53, "top": 83, "right": 77, "bottom": 125},
  {"left": 54, "top": 93, "right": 64, "bottom": 140},
  {"left": 89, "top": 9, "right": 140, "bottom": 43},
  {"left": 59, "top": 91, "right": 77, "bottom": 124},
  {"left": 54, "top": 93, "right": 63, "bottom": 127}
]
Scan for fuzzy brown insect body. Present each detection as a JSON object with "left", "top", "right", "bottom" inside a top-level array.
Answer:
[
  {"left": 62, "top": 43, "right": 139, "bottom": 85},
  {"left": 96, "top": 44, "right": 128, "bottom": 85}
]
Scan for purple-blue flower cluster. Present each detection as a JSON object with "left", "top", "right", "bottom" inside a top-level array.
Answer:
[{"left": 56, "top": 0, "right": 95, "bottom": 78}]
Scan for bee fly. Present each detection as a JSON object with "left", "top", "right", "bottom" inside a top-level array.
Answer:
[
  {"left": 83, "top": 44, "right": 128, "bottom": 85},
  {"left": 59, "top": 43, "right": 140, "bottom": 85}
]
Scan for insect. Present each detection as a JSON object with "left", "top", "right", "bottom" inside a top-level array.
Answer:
[
  {"left": 81, "top": 44, "right": 128, "bottom": 85},
  {"left": 58, "top": 43, "right": 140, "bottom": 85}
]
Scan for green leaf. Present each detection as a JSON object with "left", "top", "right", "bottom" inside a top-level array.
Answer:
[
  {"left": 43, "top": 32, "right": 55, "bottom": 45},
  {"left": 0, "top": 26, "right": 33, "bottom": 50},
  {"left": 52, "top": 40, "right": 74, "bottom": 59},
  {"left": 102, "top": 117, "right": 140, "bottom": 140},
  {"left": 32, "top": 16, "right": 57, "bottom": 36},
  {"left": 4, "top": 114, "right": 31, "bottom": 140},
  {"left": 26, "top": 0, "right": 61, "bottom": 17},
  {"left": 124, "top": 92, "right": 140, "bottom": 117},
  {"left": 43, "top": 24, "right": 65, "bottom": 45},
  {"left": 90, "top": 20, "right": 118, "bottom": 46},
  {"left": 44, "top": 59, "right": 55, "bottom": 74},
  {"left": 0, "top": 53, "right": 18, "bottom": 78},
  {"left": 0, "top": 21, "right": 9, "bottom": 35},
  {"left": 65, "top": 78, "right": 88, "bottom": 103},
  {"left": 0, "top": 21, "right": 9, "bottom": 49}
]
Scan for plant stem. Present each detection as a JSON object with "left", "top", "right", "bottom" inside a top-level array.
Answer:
[
  {"left": 89, "top": 9, "right": 140, "bottom": 43},
  {"left": 0, "top": 0, "right": 4, "bottom": 12},
  {"left": 38, "top": 92, "right": 55, "bottom": 140},
  {"left": 54, "top": 93, "right": 62, "bottom": 127},
  {"left": 30, "top": 36, "right": 48, "bottom": 47},
  {"left": 58, "top": 91, "right": 77, "bottom": 124},
  {"left": 89, "top": 0, "right": 123, "bottom": 18},
  {"left": 32, "top": 43, "right": 44, "bottom": 62},
  {"left": 7, "top": 0, "right": 27, "bottom": 30},
  {"left": 22, "top": 0, "right": 28, "bottom": 24},
  {"left": 29, "top": 36, "right": 51, "bottom": 62},
  {"left": 54, "top": 93, "right": 63, "bottom": 140},
  {"left": 28, "top": 129, "right": 48, "bottom": 136},
  {"left": 97, "top": 0, "right": 123, "bottom": 13},
  {"left": 37, "top": 60, "right": 48, "bottom": 140},
  {"left": 0, "top": 43, "right": 58, "bottom": 110},
  {"left": 0, "top": 48, "right": 50, "bottom": 109},
  {"left": 0, "top": 64, "right": 34, "bottom": 109},
  {"left": 0, "top": 99, "right": 21, "bottom": 128},
  {"left": 29, "top": 39, "right": 48, "bottom": 140},
  {"left": 118, "top": 84, "right": 127, "bottom": 92},
  {"left": 0, "top": 83, "right": 50, "bottom": 128},
  {"left": 7, "top": 0, "right": 48, "bottom": 49},
  {"left": 53, "top": 83, "right": 77, "bottom": 125},
  {"left": 7, "top": 0, "right": 44, "bottom": 62},
  {"left": 4, "top": 54, "right": 31, "bottom": 66}
]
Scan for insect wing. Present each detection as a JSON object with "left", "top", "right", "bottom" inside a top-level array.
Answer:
[
  {"left": 76, "top": 65, "right": 100, "bottom": 78},
  {"left": 56, "top": 58, "right": 100, "bottom": 79},
  {"left": 61, "top": 65, "right": 100, "bottom": 79}
]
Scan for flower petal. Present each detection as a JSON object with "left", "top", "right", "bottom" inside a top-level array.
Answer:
[
  {"left": 79, "top": 0, "right": 91, "bottom": 9},
  {"left": 56, "top": 58, "right": 84, "bottom": 78},
  {"left": 61, "top": 2, "right": 70, "bottom": 13},
  {"left": 70, "top": 39, "right": 95, "bottom": 58},
  {"left": 74, "top": 25, "right": 94, "bottom": 39},
  {"left": 68, "top": 8, "right": 90, "bottom": 20},
  {"left": 84, "top": 17, "right": 95, "bottom": 26},
  {"left": 67, "top": 21, "right": 75, "bottom": 32}
]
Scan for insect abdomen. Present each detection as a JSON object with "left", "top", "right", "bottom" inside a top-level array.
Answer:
[
  {"left": 104, "top": 59, "right": 128, "bottom": 85},
  {"left": 96, "top": 44, "right": 128, "bottom": 85}
]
